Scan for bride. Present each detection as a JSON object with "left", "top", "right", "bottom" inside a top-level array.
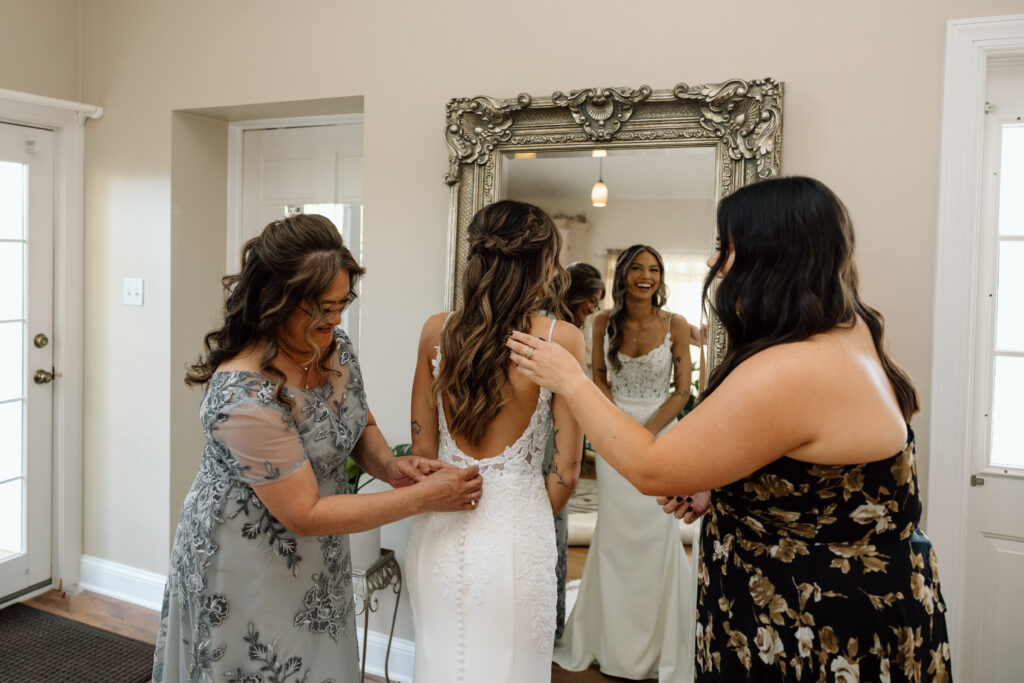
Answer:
[
  {"left": 554, "top": 244, "right": 696, "bottom": 681},
  {"left": 406, "top": 200, "right": 585, "bottom": 682}
]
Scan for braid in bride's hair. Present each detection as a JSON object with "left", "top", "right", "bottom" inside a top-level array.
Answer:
[{"left": 431, "top": 200, "right": 568, "bottom": 445}]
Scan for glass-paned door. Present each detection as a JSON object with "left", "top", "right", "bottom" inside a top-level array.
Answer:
[{"left": 0, "top": 122, "right": 54, "bottom": 604}]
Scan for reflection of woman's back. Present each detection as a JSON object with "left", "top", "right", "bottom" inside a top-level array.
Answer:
[{"left": 554, "top": 248, "right": 695, "bottom": 682}]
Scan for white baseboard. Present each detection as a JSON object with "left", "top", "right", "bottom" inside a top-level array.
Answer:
[
  {"left": 356, "top": 628, "right": 415, "bottom": 683},
  {"left": 79, "top": 555, "right": 166, "bottom": 612}
]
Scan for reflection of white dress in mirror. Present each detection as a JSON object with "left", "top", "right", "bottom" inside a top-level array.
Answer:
[
  {"left": 406, "top": 318, "right": 558, "bottom": 683},
  {"left": 553, "top": 322, "right": 695, "bottom": 682}
]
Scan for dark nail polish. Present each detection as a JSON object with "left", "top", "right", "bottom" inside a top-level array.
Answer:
[
  {"left": 675, "top": 496, "right": 683, "bottom": 502},
  {"left": 685, "top": 496, "right": 693, "bottom": 503},
  {"left": 506, "top": 330, "right": 514, "bottom": 336},
  {"left": 686, "top": 506, "right": 693, "bottom": 512},
  {"left": 539, "top": 337, "right": 546, "bottom": 342}
]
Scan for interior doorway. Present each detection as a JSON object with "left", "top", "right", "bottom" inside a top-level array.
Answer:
[{"left": 230, "top": 115, "right": 364, "bottom": 344}]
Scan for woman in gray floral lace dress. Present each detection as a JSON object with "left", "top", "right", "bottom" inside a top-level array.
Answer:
[
  {"left": 509, "top": 177, "right": 952, "bottom": 681},
  {"left": 153, "top": 214, "right": 483, "bottom": 683}
]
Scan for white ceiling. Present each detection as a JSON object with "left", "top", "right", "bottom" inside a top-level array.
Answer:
[{"left": 503, "top": 146, "right": 717, "bottom": 201}]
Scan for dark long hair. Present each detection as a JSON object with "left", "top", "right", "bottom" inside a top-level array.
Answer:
[
  {"left": 566, "top": 261, "right": 605, "bottom": 315},
  {"left": 701, "top": 176, "right": 919, "bottom": 420},
  {"left": 606, "top": 245, "right": 667, "bottom": 372},
  {"left": 185, "top": 214, "right": 365, "bottom": 406},
  {"left": 431, "top": 200, "right": 567, "bottom": 444}
]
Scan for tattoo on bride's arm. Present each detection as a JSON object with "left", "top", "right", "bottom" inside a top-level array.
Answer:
[
  {"left": 411, "top": 419, "right": 422, "bottom": 435},
  {"left": 549, "top": 423, "right": 573, "bottom": 490}
]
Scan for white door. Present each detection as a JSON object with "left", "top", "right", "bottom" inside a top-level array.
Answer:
[
  {"left": 240, "top": 121, "right": 363, "bottom": 342},
  {"left": 0, "top": 122, "right": 54, "bottom": 604},
  {"left": 961, "top": 63, "right": 1024, "bottom": 682}
]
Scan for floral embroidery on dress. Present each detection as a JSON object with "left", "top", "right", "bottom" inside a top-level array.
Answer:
[{"left": 153, "top": 330, "right": 366, "bottom": 682}]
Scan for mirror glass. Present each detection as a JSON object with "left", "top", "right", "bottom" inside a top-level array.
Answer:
[
  {"left": 500, "top": 146, "right": 715, "bottom": 344},
  {"left": 499, "top": 146, "right": 716, "bottom": 557}
]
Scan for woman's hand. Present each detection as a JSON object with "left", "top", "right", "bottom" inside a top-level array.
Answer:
[
  {"left": 507, "top": 331, "right": 589, "bottom": 395},
  {"left": 416, "top": 465, "right": 483, "bottom": 512},
  {"left": 385, "top": 456, "right": 454, "bottom": 489},
  {"left": 689, "top": 323, "right": 705, "bottom": 347},
  {"left": 657, "top": 490, "right": 711, "bottom": 524}
]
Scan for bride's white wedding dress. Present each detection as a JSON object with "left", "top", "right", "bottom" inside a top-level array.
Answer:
[
  {"left": 553, "top": 321, "right": 696, "bottom": 682},
  {"left": 407, "top": 319, "right": 559, "bottom": 683}
]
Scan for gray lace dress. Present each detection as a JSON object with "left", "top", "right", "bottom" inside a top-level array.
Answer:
[{"left": 153, "top": 330, "right": 365, "bottom": 683}]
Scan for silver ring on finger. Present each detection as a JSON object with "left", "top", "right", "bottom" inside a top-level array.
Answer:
[
  {"left": 470, "top": 498, "right": 476, "bottom": 507},
  {"left": 524, "top": 348, "right": 533, "bottom": 359}
]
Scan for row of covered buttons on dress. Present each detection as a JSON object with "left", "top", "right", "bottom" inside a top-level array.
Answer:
[{"left": 454, "top": 512, "right": 470, "bottom": 680}]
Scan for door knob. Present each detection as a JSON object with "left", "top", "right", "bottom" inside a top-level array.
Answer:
[
  {"left": 33, "top": 333, "right": 48, "bottom": 348},
  {"left": 33, "top": 369, "right": 54, "bottom": 385}
]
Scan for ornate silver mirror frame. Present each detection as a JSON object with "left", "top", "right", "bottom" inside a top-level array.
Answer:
[{"left": 443, "top": 78, "right": 783, "bottom": 368}]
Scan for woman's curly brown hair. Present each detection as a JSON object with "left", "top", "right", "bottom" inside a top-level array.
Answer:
[{"left": 185, "top": 213, "right": 365, "bottom": 406}]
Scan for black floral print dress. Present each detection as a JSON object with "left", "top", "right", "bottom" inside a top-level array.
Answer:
[
  {"left": 153, "top": 330, "right": 365, "bottom": 683},
  {"left": 696, "top": 429, "right": 952, "bottom": 682}
]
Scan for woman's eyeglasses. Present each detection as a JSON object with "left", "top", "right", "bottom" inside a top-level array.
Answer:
[{"left": 298, "top": 296, "right": 355, "bottom": 318}]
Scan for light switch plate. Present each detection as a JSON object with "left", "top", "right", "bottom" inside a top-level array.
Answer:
[{"left": 123, "top": 277, "right": 144, "bottom": 306}]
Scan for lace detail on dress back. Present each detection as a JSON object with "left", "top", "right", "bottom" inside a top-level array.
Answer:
[
  {"left": 406, "top": 319, "right": 559, "bottom": 674},
  {"left": 431, "top": 346, "right": 553, "bottom": 478},
  {"left": 606, "top": 326, "right": 674, "bottom": 403}
]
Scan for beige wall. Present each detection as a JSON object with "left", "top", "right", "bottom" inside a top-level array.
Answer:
[
  {"left": 0, "top": 0, "right": 79, "bottom": 102},
  {"left": 14, "top": 0, "right": 1018, "bottom": 637},
  {"left": 169, "top": 112, "right": 228, "bottom": 544},
  {"left": 522, "top": 197, "right": 715, "bottom": 264}
]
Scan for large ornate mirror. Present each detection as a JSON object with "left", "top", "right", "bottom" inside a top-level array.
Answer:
[
  {"left": 443, "top": 79, "right": 784, "bottom": 370},
  {"left": 441, "top": 80, "right": 783, "bottom": 653}
]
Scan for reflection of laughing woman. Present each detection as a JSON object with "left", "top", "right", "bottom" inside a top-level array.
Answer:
[{"left": 553, "top": 244, "right": 696, "bottom": 682}]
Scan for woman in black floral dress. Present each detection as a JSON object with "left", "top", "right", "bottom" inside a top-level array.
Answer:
[{"left": 508, "top": 176, "right": 952, "bottom": 681}]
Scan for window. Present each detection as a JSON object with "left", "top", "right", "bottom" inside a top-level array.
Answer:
[{"left": 989, "top": 123, "right": 1024, "bottom": 469}]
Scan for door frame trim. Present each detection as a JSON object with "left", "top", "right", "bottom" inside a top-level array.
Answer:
[
  {"left": 0, "top": 89, "right": 102, "bottom": 595},
  {"left": 929, "top": 14, "right": 1024, "bottom": 677},
  {"left": 225, "top": 114, "right": 364, "bottom": 271}
]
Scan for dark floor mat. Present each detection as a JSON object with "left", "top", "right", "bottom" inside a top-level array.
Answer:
[{"left": 0, "top": 602, "right": 152, "bottom": 682}]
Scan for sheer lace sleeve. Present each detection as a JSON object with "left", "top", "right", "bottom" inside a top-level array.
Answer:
[{"left": 214, "top": 400, "right": 308, "bottom": 484}]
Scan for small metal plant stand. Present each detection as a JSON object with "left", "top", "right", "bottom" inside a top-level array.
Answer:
[{"left": 351, "top": 548, "right": 402, "bottom": 683}]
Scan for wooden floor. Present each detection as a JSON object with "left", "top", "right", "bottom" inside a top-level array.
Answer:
[
  {"left": 25, "top": 588, "right": 159, "bottom": 643},
  {"left": 16, "top": 543, "right": 673, "bottom": 683}
]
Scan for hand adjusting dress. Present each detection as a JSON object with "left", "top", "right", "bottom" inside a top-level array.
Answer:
[
  {"left": 554, "top": 323, "right": 696, "bottom": 682},
  {"left": 153, "top": 330, "right": 365, "bottom": 683},
  {"left": 406, "top": 318, "right": 559, "bottom": 683},
  {"left": 696, "top": 429, "right": 952, "bottom": 681}
]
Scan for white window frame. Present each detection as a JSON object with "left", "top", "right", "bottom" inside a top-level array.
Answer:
[
  {"left": 929, "top": 13, "right": 1024, "bottom": 667},
  {"left": 0, "top": 88, "right": 102, "bottom": 599}
]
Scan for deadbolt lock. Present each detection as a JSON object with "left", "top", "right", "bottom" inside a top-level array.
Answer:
[
  {"left": 34, "top": 333, "right": 49, "bottom": 348},
  {"left": 33, "top": 369, "right": 54, "bottom": 385}
]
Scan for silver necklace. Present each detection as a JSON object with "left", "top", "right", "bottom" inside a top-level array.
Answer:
[
  {"left": 631, "top": 310, "right": 660, "bottom": 343},
  {"left": 280, "top": 348, "right": 313, "bottom": 389}
]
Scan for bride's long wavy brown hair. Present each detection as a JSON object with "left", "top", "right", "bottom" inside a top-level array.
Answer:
[
  {"left": 185, "top": 214, "right": 365, "bottom": 407},
  {"left": 431, "top": 200, "right": 568, "bottom": 445},
  {"left": 701, "top": 176, "right": 919, "bottom": 421}
]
